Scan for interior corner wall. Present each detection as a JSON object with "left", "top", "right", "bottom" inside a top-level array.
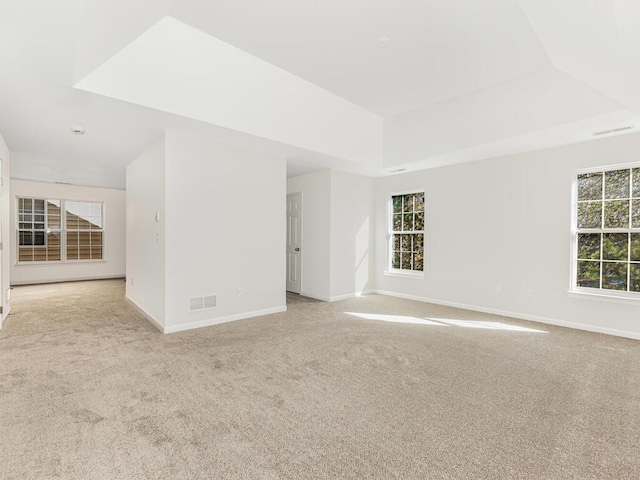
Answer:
[
  {"left": 126, "top": 138, "right": 166, "bottom": 328},
  {"left": 10, "top": 179, "right": 126, "bottom": 286},
  {"left": 0, "top": 133, "right": 10, "bottom": 327},
  {"left": 329, "top": 170, "right": 375, "bottom": 301},
  {"left": 374, "top": 131, "right": 640, "bottom": 339},
  {"left": 287, "top": 170, "right": 331, "bottom": 301},
  {"left": 163, "top": 131, "right": 286, "bottom": 332}
]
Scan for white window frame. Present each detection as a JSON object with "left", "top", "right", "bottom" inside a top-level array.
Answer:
[
  {"left": 16, "top": 197, "right": 106, "bottom": 265},
  {"left": 385, "top": 189, "right": 425, "bottom": 278},
  {"left": 570, "top": 163, "right": 640, "bottom": 302}
]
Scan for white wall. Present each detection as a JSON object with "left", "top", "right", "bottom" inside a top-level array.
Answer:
[
  {"left": 10, "top": 180, "right": 125, "bottom": 285},
  {"left": 287, "top": 170, "right": 331, "bottom": 301},
  {"left": 330, "top": 170, "right": 375, "bottom": 301},
  {"left": 163, "top": 131, "right": 286, "bottom": 333},
  {"left": 0, "top": 134, "right": 10, "bottom": 326},
  {"left": 375, "top": 131, "right": 640, "bottom": 339},
  {"left": 126, "top": 138, "right": 166, "bottom": 328}
]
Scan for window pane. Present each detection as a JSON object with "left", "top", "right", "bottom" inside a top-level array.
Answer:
[
  {"left": 414, "top": 212, "right": 424, "bottom": 231},
  {"left": 401, "top": 252, "right": 412, "bottom": 270},
  {"left": 67, "top": 246, "right": 78, "bottom": 260},
  {"left": 48, "top": 232, "right": 60, "bottom": 246},
  {"left": 78, "top": 232, "right": 90, "bottom": 246},
  {"left": 19, "top": 247, "right": 34, "bottom": 262},
  {"left": 604, "top": 200, "right": 630, "bottom": 228},
  {"left": 413, "top": 252, "right": 423, "bottom": 271},
  {"left": 19, "top": 231, "right": 33, "bottom": 246},
  {"left": 47, "top": 214, "right": 61, "bottom": 229},
  {"left": 602, "top": 233, "right": 628, "bottom": 261},
  {"left": 79, "top": 202, "right": 91, "bottom": 217},
  {"left": 605, "top": 169, "right": 630, "bottom": 199},
  {"left": 67, "top": 232, "right": 79, "bottom": 246},
  {"left": 631, "top": 233, "right": 640, "bottom": 262},
  {"left": 401, "top": 234, "right": 411, "bottom": 251},
  {"left": 23, "top": 198, "right": 33, "bottom": 212},
  {"left": 66, "top": 213, "right": 79, "bottom": 229},
  {"left": 577, "top": 202, "right": 602, "bottom": 229},
  {"left": 47, "top": 247, "right": 61, "bottom": 261},
  {"left": 392, "top": 251, "right": 400, "bottom": 269},
  {"left": 634, "top": 168, "right": 640, "bottom": 198},
  {"left": 415, "top": 234, "right": 424, "bottom": 252},
  {"left": 631, "top": 264, "right": 640, "bottom": 293},
  {"left": 392, "top": 214, "right": 402, "bottom": 232},
  {"left": 392, "top": 196, "right": 402, "bottom": 214},
  {"left": 92, "top": 247, "right": 103, "bottom": 260},
  {"left": 633, "top": 199, "right": 640, "bottom": 228},
  {"left": 91, "top": 231, "right": 102, "bottom": 247},
  {"left": 403, "top": 213, "right": 414, "bottom": 231},
  {"left": 392, "top": 234, "right": 400, "bottom": 251},
  {"left": 34, "top": 199, "right": 45, "bottom": 213},
  {"left": 577, "top": 233, "right": 601, "bottom": 260},
  {"left": 402, "top": 195, "right": 413, "bottom": 213},
  {"left": 577, "top": 261, "right": 600, "bottom": 288},
  {"left": 578, "top": 173, "right": 603, "bottom": 201},
  {"left": 34, "top": 232, "right": 45, "bottom": 246},
  {"left": 602, "top": 262, "right": 627, "bottom": 290},
  {"left": 414, "top": 192, "right": 425, "bottom": 212}
]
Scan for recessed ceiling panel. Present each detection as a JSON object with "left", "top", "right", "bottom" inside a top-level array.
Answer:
[
  {"left": 75, "top": 16, "right": 382, "bottom": 166},
  {"left": 170, "top": 0, "right": 552, "bottom": 116}
]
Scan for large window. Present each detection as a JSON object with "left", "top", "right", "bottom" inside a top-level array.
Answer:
[
  {"left": 17, "top": 198, "right": 103, "bottom": 263},
  {"left": 390, "top": 191, "right": 425, "bottom": 273},
  {"left": 574, "top": 166, "right": 640, "bottom": 294}
]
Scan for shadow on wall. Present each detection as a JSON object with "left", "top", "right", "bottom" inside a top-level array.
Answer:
[{"left": 355, "top": 217, "right": 371, "bottom": 293}]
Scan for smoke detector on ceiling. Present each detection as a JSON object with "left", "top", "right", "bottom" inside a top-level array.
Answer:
[
  {"left": 592, "top": 125, "right": 635, "bottom": 137},
  {"left": 70, "top": 126, "right": 86, "bottom": 135}
]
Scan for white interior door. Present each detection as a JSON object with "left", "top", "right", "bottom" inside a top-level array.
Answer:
[{"left": 286, "top": 193, "right": 302, "bottom": 293}]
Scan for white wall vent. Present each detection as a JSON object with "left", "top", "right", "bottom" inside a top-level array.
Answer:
[
  {"left": 189, "top": 295, "right": 217, "bottom": 312},
  {"left": 203, "top": 295, "right": 217, "bottom": 309},
  {"left": 593, "top": 125, "right": 635, "bottom": 136}
]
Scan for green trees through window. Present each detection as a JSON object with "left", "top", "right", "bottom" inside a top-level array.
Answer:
[
  {"left": 575, "top": 167, "right": 640, "bottom": 292},
  {"left": 390, "top": 192, "right": 424, "bottom": 272}
]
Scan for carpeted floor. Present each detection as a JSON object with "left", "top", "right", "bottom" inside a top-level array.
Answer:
[{"left": 1, "top": 280, "right": 639, "bottom": 479}]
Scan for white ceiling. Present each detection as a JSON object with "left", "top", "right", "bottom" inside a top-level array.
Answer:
[{"left": 0, "top": 0, "right": 639, "bottom": 189}]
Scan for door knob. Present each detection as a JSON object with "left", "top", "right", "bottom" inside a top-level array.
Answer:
[{"left": 295, "top": 248, "right": 300, "bottom": 251}]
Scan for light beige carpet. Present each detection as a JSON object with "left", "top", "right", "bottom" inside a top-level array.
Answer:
[{"left": 1, "top": 279, "right": 639, "bottom": 479}]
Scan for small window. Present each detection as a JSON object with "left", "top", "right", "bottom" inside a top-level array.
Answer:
[
  {"left": 65, "top": 201, "right": 103, "bottom": 261},
  {"left": 389, "top": 191, "right": 425, "bottom": 273},
  {"left": 18, "top": 198, "right": 61, "bottom": 262},
  {"left": 573, "top": 166, "right": 640, "bottom": 295}
]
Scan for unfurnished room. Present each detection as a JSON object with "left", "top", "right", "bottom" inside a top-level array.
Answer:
[{"left": 0, "top": 1, "right": 639, "bottom": 479}]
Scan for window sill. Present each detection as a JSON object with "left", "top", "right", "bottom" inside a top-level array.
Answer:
[
  {"left": 15, "top": 260, "right": 107, "bottom": 267},
  {"left": 568, "top": 289, "right": 640, "bottom": 306},
  {"left": 384, "top": 270, "right": 425, "bottom": 279}
]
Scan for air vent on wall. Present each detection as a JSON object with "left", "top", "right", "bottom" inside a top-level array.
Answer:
[
  {"left": 189, "top": 295, "right": 217, "bottom": 312},
  {"left": 593, "top": 125, "right": 635, "bottom": 137}
]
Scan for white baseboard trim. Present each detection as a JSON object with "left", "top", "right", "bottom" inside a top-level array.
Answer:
[
  {"left": 374, "top": 289, "right": 640, "bottom": 341},
  {"left": 329, "top": 290, "right": 375, "bottom": 302},
  {"left": 125, "top": 296, "right": 164, "bottom": 333},
  {"left": 164, "top": 305, "right": 288, "bottom": 334},
  {"left": 11, "top": 275, "right": 125, "bottom": 286},
  {"left": 299, "top": 291, "right": 330, "bottom": 302}
]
